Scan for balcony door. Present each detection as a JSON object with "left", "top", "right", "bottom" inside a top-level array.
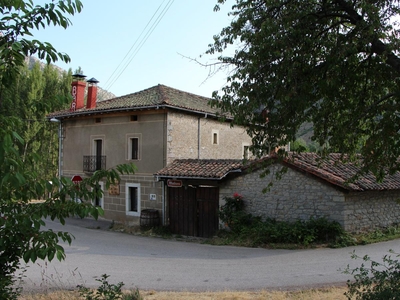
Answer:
[{"left": 95, "top": 139, "right": 102, "bottom": 171}]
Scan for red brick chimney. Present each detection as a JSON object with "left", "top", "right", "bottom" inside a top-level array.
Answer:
[
  {"left": 86, "top": 77, "right": 99, "bottom": 109},
  {"left": 70, "top": 73, "right": 87, "bottom": 111}
]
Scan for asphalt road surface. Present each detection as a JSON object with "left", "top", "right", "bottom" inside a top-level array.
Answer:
[{"left": 20, "top": 217, "right": 400, "bottom": 292}]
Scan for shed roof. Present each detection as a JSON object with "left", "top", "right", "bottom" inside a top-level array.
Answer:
[
  {"left": 154, "top": 159, "right": 243, "bottom": 180},
  {"left": 47, "top": 84, "right": 223, "bottom": 119},
  {"left": 283, "top": 152, "right": 400, "bottom": 191},
  {"left": 155, "top": 153, "right": 400, "bottom": 191}
]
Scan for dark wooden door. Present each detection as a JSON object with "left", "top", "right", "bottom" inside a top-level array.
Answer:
[
  {"left": 168, "top": 186, "right": 219, "bottom": 238},
  {"left": 196, "top": 187, "right": 219, "bottom": 238}
]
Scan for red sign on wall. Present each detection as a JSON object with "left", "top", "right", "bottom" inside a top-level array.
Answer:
[{"left": 167, "top": 179, "right": 182, "bottom": 188}]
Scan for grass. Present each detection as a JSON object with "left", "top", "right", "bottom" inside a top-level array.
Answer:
[
  {"left": 110, "top": 222, "right": 400, "bottom": 250},
  {"left": 20, "top": 286, "right": 349, "bottom": 299}
]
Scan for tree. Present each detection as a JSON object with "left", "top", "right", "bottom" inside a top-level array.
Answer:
[
  {"left": 1, "top": 62, "right": 73, "bottom": 181},
  {"left": 0, "top": 1, "right": 136, "bottom": 298},
  {"left": 209, "top": 0, "right": 400, "bottom": 179},
  {"left": 0, "top": 0, "right": 82, "bottom": 109},
  {"left": 344, "top": 250, "right": 400, "bottom": 299},
  {"left": 291, "top": 138, "right": 309, "bottom": 152}
]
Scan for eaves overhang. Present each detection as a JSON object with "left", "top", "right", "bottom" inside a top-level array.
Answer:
[
  {"left": 155, "top": 169, "right": 242, "bottom": 182},
  {"left": 46, "top": 104, "right": 229, "bottom": 121}
]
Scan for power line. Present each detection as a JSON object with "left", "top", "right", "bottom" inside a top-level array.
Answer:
[
  {"left": 101, "top": 1, "right": 166, "bottom": 89},
  {"left": 100, "top": 0, "right": 175, "bottom": 97}
]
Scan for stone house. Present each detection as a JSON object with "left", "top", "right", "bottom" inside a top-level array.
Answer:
[
  {"left": 47, "top": 76, "right": 252, "bottom": 232},
  {"left": 155, "top": 153, "right": 400, "bottom": 234}
]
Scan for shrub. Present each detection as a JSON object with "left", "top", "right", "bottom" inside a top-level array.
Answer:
[
  {"left": 218, "top": 194, "right": 348, "bottom": 247},
  {"left": 344, "top": 250, "right": 400, "bottom": 299},
  {"left": 78, "top": 274, "right": 142, "bottom": 300},
  {"left": 219, "top": 193, "right": 253, "bottom": 233}
]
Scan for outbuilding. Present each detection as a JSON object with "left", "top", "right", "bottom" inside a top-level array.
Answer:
[{"left": 156, "top": 153, "right": 400, "bottom": 235}]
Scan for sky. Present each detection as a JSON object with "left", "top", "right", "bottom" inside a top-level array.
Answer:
[{"left": 31, "top": 0, "right": 236, "bottom": 99}]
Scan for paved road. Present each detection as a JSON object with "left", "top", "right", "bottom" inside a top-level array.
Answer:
[{"left": 20, "top": 217, "right": 400, "bottom": 292}]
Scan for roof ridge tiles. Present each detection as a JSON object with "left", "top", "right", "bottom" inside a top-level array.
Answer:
[{"left": 47, "top": 84, "right": 223, "bottom": 119}]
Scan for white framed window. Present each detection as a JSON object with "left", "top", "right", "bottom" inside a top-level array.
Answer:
[
  {"left": 212, "top": 129, "right": 219, "bottom": 145},
  {"left": 126, "top": 134, "right": 141, "bottom": 160},
  {"left": 126, "top": 183, "right": 140, "bottom": 216},
  {"left": 92, "top": 181, "right": 104, "bottom": 209}
]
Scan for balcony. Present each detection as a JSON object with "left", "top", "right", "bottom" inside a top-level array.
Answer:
[{"left": 83, "top": 156, "right": 106, "bottom": 172}]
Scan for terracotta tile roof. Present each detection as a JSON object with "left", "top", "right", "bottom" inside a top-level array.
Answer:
[
  {"left": 154, "top": 159, "right": 243, "bottom": 180},
  {"left": 48, "top": 84, "right": 222, "bottom": 119},
  {"left": 155, "top": 153, "right": 400, "bottom": 191},
  {"left": 283, "top": 153, "right": 400, "bottom": 191}
]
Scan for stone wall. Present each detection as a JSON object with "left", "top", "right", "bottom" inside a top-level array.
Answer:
[
  {"left": 219, "top": 164, "right": 346, "bottom": 226},
  {"left": 343, "top": 191, "right": 400, "bottom": 232},
  {"left": 220, "top": 163, "right": 400, "bottom": 232}
]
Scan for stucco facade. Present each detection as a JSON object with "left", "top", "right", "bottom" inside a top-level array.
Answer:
[{"left": 54, "top": 84, "right": 253, "bottom": 225}]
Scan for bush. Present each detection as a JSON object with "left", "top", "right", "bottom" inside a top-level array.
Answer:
[
  {"left": 78, "top": 274, "right": 142, "bottom": 300},
  {"left": 219, "top": 193, "right": 253, "bottom": 233},
  {"left": 344, "top": 250, "right": 400, "bottom": 299},
  {"left": 218, "top": 193, "right": 348, "bottom": 247}
]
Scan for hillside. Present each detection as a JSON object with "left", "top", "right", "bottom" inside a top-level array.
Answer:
[
  {"left": 25, "top": 56, "right": 116, "bottom": 101},
  {"left": 296, "top": 122, "right": 314, "bottom": 143}
]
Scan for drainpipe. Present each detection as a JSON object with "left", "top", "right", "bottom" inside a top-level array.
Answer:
[
  {"left": 198, "top": 117, "right": 201, "bottom": 159},
  {"left": 162, "top": 182, "right": 165, "bottom": 225},
  {"left": 197, "top": 113, "right": 208, "bottom": 159}
]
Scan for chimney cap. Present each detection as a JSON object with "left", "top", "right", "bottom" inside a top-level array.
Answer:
[
  {"left": 72, "top": 73, "right": 87, "bottom": 80},
  {"left": 87, "top": 77, "right": 99, "bottom": 84}
]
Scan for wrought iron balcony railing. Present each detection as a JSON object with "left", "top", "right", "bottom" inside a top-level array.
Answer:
[{"left": 83, "top": 155, "right": 106, "bottom": 172}]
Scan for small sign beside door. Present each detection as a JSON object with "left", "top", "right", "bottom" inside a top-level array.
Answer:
[{"left": 167, "top": 179, "right": 182, "bottom": 188}]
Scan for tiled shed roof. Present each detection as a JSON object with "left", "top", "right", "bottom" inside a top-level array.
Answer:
[
  {"left": 48, "top": 84, "right": 222, "bottom": 119},
  {"left": 155, "top": 153, "right": 400, "bottom": 191},
  {"left": 283, "top": 152, "right": 400, "bottom": 191},
  {"left": 154, "top": 159, "right": 243, "bottom": 180}
]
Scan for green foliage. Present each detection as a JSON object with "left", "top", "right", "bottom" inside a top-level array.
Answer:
[
  {"left": 291, "top": 138, "right": 309, "bottom": 152},
  {"left": 0, "top": 117, "right": 136, "bottom": 298},
  {"left": 354, "top": 225, "right": 400, "bottom": 245},
  {"left": 241, "top": 217, "right": 348, "bottom": 247},
  {"left": 219, "top": 193, "right": 253, "bottom": 233},
  {"left": 0, "top": 0, "right": 82, "bottom": 100},
  {"left": 209, "top": 0, "right": 400, "bottom": 179},
  {"left": 344, "top": 250, "right": 400, "bottom": 299},
  {"left": 0, "top": 1, "right": 137, "bottom": 298},
  {"left": 78, "top": 274, "right": 142, "bottom": 300},
  {"left": 1, "top": 61, "right": 73, "bottom": 182},
  {"left": 218, "top": 193, "right": 348, "bottom": 247}
]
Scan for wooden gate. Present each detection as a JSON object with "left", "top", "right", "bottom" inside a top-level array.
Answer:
[{"left": 168, "top": 186, "right": 219, "bottom": 238}]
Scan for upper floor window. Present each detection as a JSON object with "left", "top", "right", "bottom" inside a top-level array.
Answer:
[
  {"left": 243, "top": 145, "right": 250, "bottom": 160},
  {"left": 130, "top": 115, "right": 138, "bottom": 122},
  {"left": 126, "top": 134, "right": 141, "bottom": 161},
  {"left": 95, "top": 118, "right": 101, "bottom": 123},
  {"left": 131, "top": 138, "right": 139, "bottom": 160},
  {"left": 212, "top": 130, "right": 219, "bottom": 145}
]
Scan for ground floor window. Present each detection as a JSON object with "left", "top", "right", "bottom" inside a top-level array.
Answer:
[{"left": 126, "top": 183, "right": 140, "bottom": 216}]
